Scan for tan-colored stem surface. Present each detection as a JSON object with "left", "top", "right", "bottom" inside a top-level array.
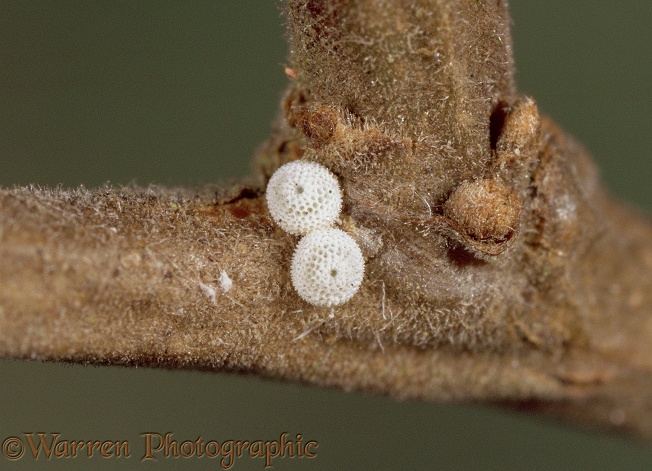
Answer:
[{"left": 1, "top": 0, "right": 651, "bottom": 440}]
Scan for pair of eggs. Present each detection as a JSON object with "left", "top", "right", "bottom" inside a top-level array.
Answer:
[{"left": 266, "top": 161, "right": 364, "bottom": 307}]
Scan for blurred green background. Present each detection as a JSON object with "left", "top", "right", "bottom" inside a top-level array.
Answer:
[{"left": 0, "top": 1, "right": 650, "bottom": 470}]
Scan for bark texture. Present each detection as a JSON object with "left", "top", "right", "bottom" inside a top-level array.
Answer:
[{"left": 1, "top": 0, "right": 651, "bottom": 440}]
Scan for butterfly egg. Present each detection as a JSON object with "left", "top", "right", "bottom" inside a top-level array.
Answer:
[
  {"left": 291, "top": 228, "right": 365, "bottom": 307},
  {"left": 266, "top": 160, "right": 342, "bottom": 235}
]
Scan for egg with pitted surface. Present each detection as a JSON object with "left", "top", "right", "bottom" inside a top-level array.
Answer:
[
  {"left": 291, "top": 228, "right": 365, "bottom": 307},
  {"left": 265, "top": 160, "right": 342, "bottom": 236}
]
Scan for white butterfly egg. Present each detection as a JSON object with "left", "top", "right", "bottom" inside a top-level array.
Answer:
[
  {"left": 266, "top": 160, "right": 342, "bottom": 235},
  {"left": 291, "top": 228, "right": 364, "bottom": 307}
]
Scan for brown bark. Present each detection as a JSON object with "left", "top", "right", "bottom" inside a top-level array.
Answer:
[{"left": 1, "top": 0, "right": 651, "bottom": 440}]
